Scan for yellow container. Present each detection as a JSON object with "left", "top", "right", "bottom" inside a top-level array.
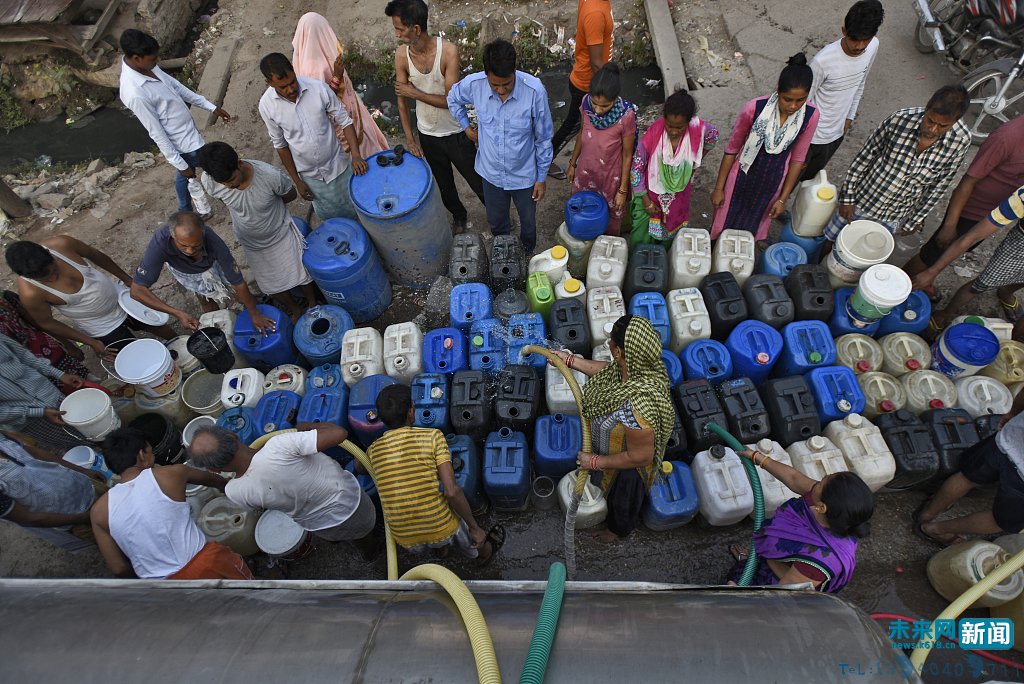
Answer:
[{"left": 981, "top": 340, "right": 1024, "bottom": 386}]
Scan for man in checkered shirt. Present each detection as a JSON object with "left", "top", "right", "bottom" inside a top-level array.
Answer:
[{"left": 823, "top": 85, "right": 972, "bottom": 243}]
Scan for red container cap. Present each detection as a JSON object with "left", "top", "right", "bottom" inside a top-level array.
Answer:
[
  {"left": 879, "top": 400, "right": 896, "bottom": 413},
  {"left": 929, "top": 399, "right": 945, "bottom": 409},
  {"left": 443, "top": 337, "right": 454, "bottom": 350},
  {"left": 756, "top": 352, "right": 770, "bottom": 365},
  {"left": 856, "top": 359, "right": 871, "bottom": 373},
  {"left": 906, "top": 359, "right": 921, "bottom": 370}
]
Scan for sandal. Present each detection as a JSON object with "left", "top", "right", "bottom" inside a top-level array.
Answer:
[
  {"left": 729, "top": 543, "right": 749, "bottom": 563},
  {"left": 548, "top": 163, "right": 568, "bottom": 181},
  {"left": 1000, "top": 296, "right": 1024, "bottom": 322},
  {"left": 476, "top": 524, "right": 506, "bottom": 567},
  {"left": 913, "top": 521, "right": 962, "bottom": 547}
]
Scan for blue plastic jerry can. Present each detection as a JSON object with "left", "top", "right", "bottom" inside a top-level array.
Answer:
[
  {"left": 506, "top": 313, "right": 547, "bottom": 369},
  {"left": 468, "top": 318, "right": 507, "bottom": 374},
  {"left": 774, "top": 320, "right": 836, "bottom": 377},
  {"left": 412, "top": 373, "right": 451, "bottom": 433},
  {"left": 450, "top": 283, "right": 494, "bottom": 332},
  {"left": 446, "top": 433, "right": 487, "bottom": 514},
  {"left": 483, "top": 427, "right": 531, "bottom": 512},
  {"left": 725, "top": 320, "right": 783, "bottom": 386},
  {"left": 423, "top": 327, "right": 469, "bottom": 374},
  {"left": 533, "top": 413, "right": 583, "bottom": 479},
  {"left": 643, "top": 461, "right": 700, "bottom": 531},
  {"left": 629, "top": 292, "right": 671, "bottom": 350},
  {"left": 805, "top": 365, "right": 866, "bottom": 425},
  {"left": 681, "top": 339, "right": 733, "bottom": 385}
]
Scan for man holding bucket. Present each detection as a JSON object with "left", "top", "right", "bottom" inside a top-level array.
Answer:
[
  {"left": 131, "top": 212, "right": 276, "bottom": 334},
  {"left": 186, "top": 422, "right": 381, "bottom": 560},
  {"left": 823, "top": 85, "right": 972, "bottom": 246}
]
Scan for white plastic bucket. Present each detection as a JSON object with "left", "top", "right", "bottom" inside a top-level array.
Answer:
[
  {"left": 182, "top": 415, "right": 217, "bottom": 447},
  {"left": 825, "top": 220, "right": 894, "bottom": 287},
  {"left": 62, "top": 445, "right": 115, "bottom": 481},
  {"left": 181, "top": 369, "right": 226, "bottom": 417},
  {"left": 255, "top": 509, "right": 312, "bottom": 559},
  {"left": 113, "top": 338, "right": 182, "bottom": 398},
  {"left": 60, "top": 388, "right": 120, "bottom": 440},
  {"left": 847, "top": 264, "right": 912, "bottom": 325}
]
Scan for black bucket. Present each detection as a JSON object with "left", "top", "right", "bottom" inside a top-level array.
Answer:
[
  {"left": 186, "top": 327, "right": 235, "bottom": 374},
  {"left": 128, "top": 413, "right": 184, "bottom": 465}
]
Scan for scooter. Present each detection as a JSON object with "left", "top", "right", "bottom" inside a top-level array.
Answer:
[
  {"left": 914, "top": 0, "right": 1024, "bottom": 68},
  {"left": 960, "top": 47, "right": 1024, "bottom": 143}
]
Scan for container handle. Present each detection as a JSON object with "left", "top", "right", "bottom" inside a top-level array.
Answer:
[
  {"left": 333, "top": 240, "right": 351, "bottom": 256},
  {"left": 99, "top": 340, "right": 133, "bottom": 383}
]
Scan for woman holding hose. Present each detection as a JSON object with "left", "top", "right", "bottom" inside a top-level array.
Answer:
[
  {"left": 548, "top": 315, "right": 675, "bottom": 543},
  {"left": 726, "top": 448, "right": 874, "bottom": 593}
]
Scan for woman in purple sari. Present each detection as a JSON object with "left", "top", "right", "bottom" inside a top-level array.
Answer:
[{"left": 727, "top": 448, "right": 874, "bottom": 593}]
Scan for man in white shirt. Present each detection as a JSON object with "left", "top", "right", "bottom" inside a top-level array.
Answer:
[
  {"left": 257, "top": 53, "right": 369, "bottom": 222},
  {"left": 118, "top": 29, "right": 232, "bottom": 217},
  {"left": 187, "top": 422, "right": 380, "bottom": 560},
  {"left": 800, "top": 0, "right": 884, "bottom": 181}
]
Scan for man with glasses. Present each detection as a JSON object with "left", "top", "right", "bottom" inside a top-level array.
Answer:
[{"left": 131, "top": 211, "right": 275, "bottom": 333}]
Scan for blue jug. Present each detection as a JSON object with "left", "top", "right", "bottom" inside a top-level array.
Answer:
[
  {"left": 780, "top": 218, "right": 827, "bottom": 261},
  {"left": 759, "top": 242, "right": 807, "bottom": 278},
  {"left": 830, "top": 288, "right": 880, "bottom": 338},
  {"left": 805, "top": 365, "right": 866, "bottom": 425},
  {"left": 681, "top": 339, "right": 733, "bottom": 385},
  {"left": 643, "top": 461, "right": 700, "bottom": 530},
  {"left": 298, "top": 388, "right": 350, "bottom": 462},
  {"left": 217, "top": 407, "right": 259, "bottom": 446},
  {"left": 725, "top": 320, "right": 784, "bottom": 385},
  {"left": 446, "top": 434, "right": 487, "bottom": 514},
  {"left": 483, "top": 427, "right": 531, "bottom": 512},
  {"left": 774, "top": 320, "right": 836, "bottom": 376},
  {"left": 876, "top": 290, "right": 931, "bottom": 336},
  {"left": 506, "top": 312, "right": 547, "bottom": 369},
  {"left": 450, "top": 283, "right": 494, "bottom": 332},
  {"left": 412, "top": 373, "right": 451, "bottom": 433},
  {"left": 347, "top": 374, "right": 398, "bottom": 448},
  {"left": 468, "top": 318, "right": 506, "bottom": 374},
  {"left": 302, "top": 218, "right": 392, "bottom": 322},
  {"left": 422, "top": 327, "right": 468, "bottom": 374},
  {"left": 254, "top": 390, "right": 302, "bottom": 435},
  {"left": 564, "top": 190, "right": 608, "bottom": 240},
  {"left": 629, "top": 292, "right": 671, "bottom": 349},
  {"left": 534, "top": 413, "right": 583, "bottom": 478},
  {"left": 344, "top": 459, "right": 379, "bottom": 500},
  {"left": 306, "top": 363, "right": 345, "bottom": 392},
  {"left": 662, "top": 350, "right": 684, "bottom": 388},
  {"left": 234, "top": 304, "right": 297, "bottom": 372},
  {"left": 293, "top": 305, "right": 353, "bottom": 367}
]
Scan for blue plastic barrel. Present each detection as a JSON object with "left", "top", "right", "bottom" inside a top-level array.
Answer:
[
  {"left": 534, "top": 413, "right": 583, "bottom": 478},
  {"left": 483, "top": 427, "right": 531, "bottom": 512},
  {"left": 629, "top": 292, "right": 671, "bottom": 349},
  {"left": 347, "top": 374, "right": 398, "bottom": 448},
  {"left": 564, "top": 191, "right": 608, "bottom": 240},
  {"left": 344, "top": 459, "right": 379, "bottom": 500},
  {"left": 876, "top": 290, "right": 931, "bottom": 336},
  {"left": 643, "top": 461, "right": 700, "bottom": 531},
  {"left": 298, "top": 388, "right": 350, "bottom": 462},
  {"left": 506, "top": 312, "right": 547, "bottom": 369},
  {"left": 725, "top": 320, "right": 784, "bottom": 385},
  {"left": 423, "top": 327, "right": 468, "bottom": 374},
  {"left": 292, "top": 215, "right": 310, "bottom": 237},
  {"left": 469, "top": 318, "right": 506, "bottom": 374},
  {"left": 681, "top": 339, "right": 733, "bottom": 385},
  {"left": 302, "top": 218, "right": 392, "bottom": 322},
  {"left": 306, "top": 363, "right": 345, "bottom": 392},
  {"left": 759, "top": 242, "right": 807, "bottom": 278},
  {"left": 217, "top": 407, "right": 259, "bottom": 446},
  {"left": 234, "top": 304, "right": 297, "bottom": 371},
  {"left": 446, "top": 434, "right": 486, "bottom": 514},
  {"left": 350, "top": 148, "right": 453, "bottom": 288},
  {"left": 254, "top": 390, "right": 302, "bottom": 435},
  {"left": 662, "top": 350, "right": 684, "bottom": 388},
  {"left": 931, "top": 322, "right": 1001, "bottom": 378},
  {"left": 412, "top": 373, "right": 451, "bottom": 432},
  {"left": 450, "top": 283, "right": 494, "bottom": 332},
  {"left": 829, "top": 288, "right": 880, "bottom": 338},
  {"left": 780, "top": 219, "right": 827, "bottom": 262},
  {"left": 293, "top": 304, "right": 353, "bottom": 367},
  {"left": 774, "top": 320, "right": 836, "bottom": 377},
  {"left": 805, "top": 365, "right": 866, "bottom": 424}
]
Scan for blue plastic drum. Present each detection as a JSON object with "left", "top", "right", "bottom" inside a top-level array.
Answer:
[{"left": 302, "top": 218, "right": 392, "bottom": 323}]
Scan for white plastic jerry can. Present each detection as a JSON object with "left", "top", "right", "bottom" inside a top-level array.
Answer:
[
  {"left": 879, "top": 332, "right": 932, "bottom": 377},
  {"left": 586, "top": 235, "right": 629, "bottom": 290},
  {"left": 711, "top": 229, "right": 756, "bottom": 287},
  {"left": 340, "top": 327, "right": 385, "bottom": 387},
  {"left": 691, "top": 444, "right": 754, "bottom": 526},
  {"left": 592, "top": 341, "right": 612, "bottom": 362},
  {"left": 554, "top": 272, "right": 587, "bottom": 303},
  {"left": 791, "top": 170, "right": 837, "bottom": 237},
  {"left": 955, "top": 375, "right": 1014, "bottom": 419},
  {"left": 835, "top": 333, "right": 884, "bottom": 375},
  {"left": 927, "top": 540, "right": 1024, "bottom": 608},
  {"left": 951, "top": 315, "right": 1014, "bottom": 343},
  {"left": 667, "top": 227, "right": 712, "bottom": 290},
  {"left": 221, "top": 368, "right": 266, "bottom": 410},
  {"left": 745, "top": 438, "right": 795, "bottom": 518},
  {"left": 587, "top": 286, "right": 626, "bottom": 347},
  {"left": 264, "top": 364, "right": 307, "bottom": 397},
  {"left": 980, "top": 341, "right": 1024, "bottom": 386},
  {"left": 557, "top": 472, "right": 607, "bottom": 529},
  {"left": 383, "top": 322, "right": 424, "bottom": 384},
  {"left": 857, "top": 371, "right": 906, "bottom": 419},
  {"left": 528, "top": 245, "right": 569, "bottom": 286},
  {"left": 901, "top": 370, "right": 958, "bottom": 414},
  {"left": 666, "top": 288, "right": 712, "bottom": 354},
  {"left": 788, "top": 435, "right": 849, "bottom": 482},
  {"left": 822, "top": 414, "right": 895, "bottom": 492},
  {"left": 545, "top": 363, "right": 587, "bottom": 415},
  {"left": 555, "top": 221, "right": 595, "bottom": 276}
]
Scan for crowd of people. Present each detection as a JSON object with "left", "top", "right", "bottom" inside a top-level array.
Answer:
[{"left": 1, "top": 0, "right": 1024, "bottom": 594}]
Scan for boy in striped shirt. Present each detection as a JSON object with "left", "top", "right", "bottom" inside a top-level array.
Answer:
[{"left": 368, "top": 384, "right": 501, "bottom": 561}]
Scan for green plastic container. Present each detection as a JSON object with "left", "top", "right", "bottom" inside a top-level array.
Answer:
[{"left": 527, "top": 271, "right": 555, "bottom": 319}]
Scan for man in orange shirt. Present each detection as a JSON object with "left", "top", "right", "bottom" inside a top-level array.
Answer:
[{"left": 549, "top": 0, "right": 614, "bottom": 179}]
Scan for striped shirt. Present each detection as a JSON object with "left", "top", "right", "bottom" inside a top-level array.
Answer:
[
  {"left": 989, "top": 183, "right": 1024, "bottom": 232},
  {"left": 0, "top": 335, "right": 65, "bottom": 431},
  {"left": 367, "top": 426, "right": 460, "bottom": 547},
  {"left": 838, "top": 107, "right": 971, "bottom": 233}
]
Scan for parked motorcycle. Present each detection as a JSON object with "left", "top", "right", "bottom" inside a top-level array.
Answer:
[
  {"left": 961, "top": 48, "right": 1024, "bottom": 143},
  {"left": 914, "top": 0, "right": 1024, "bottom": 68}
]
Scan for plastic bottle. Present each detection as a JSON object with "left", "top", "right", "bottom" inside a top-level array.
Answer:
[
  {"left": 490, "top": 235, "right": 526, "bottom": 291},
  {"left": 857, "top": 371, "right": 907, "bottom": 419},
  {"left": 493, "top": 288, "right": 530, "bottom": 324},
  {"left": 876, "top": 290, "right": 931, "bottom": 336},
  {"left": 340, "top": 328, "right": 385, "bottom": 387},
  {"left": 554, "top": 272, "right": 587, "bottom": 303},
  {"left": 785, "top": 264, "right": 834, "bottom": 322},
  {"left": 955, "top": 376, "right": 1014, "bottom": 419},
  {"left": 220, "top": 368, "right": 265, "bottom": 410},
  {"left": 383, "top": 322, "right": 424, "bottom": 384},
  {"left": 449, "top": 370, "right": 494, "bottom": 443},
  {"left": 673, "top": 379, "right": 727, "bottom": 451},
  {"left": 822, "top": 413, "right": 896, "bottom": 491},
  {"left": 643, "top": 461, "right": 700, "bottom": 530},
  {"left": 468, "top": 318, "right": 506, "bottom": 374},
  {"left": 901, "top": 370, "right": 958, "bottom": 414},
  {"left": 557, "top": 471, "right": 608, "bottom": 528},
  {"left": 526, "top": 271, "right": 556, "bottom": 319},
  {"left": 835, "top": 334, "right": 884, "bottom": 375},
  {"left": 773, "top": 320, "right": 836, "bottom": 377},
  {"left": 586, "top": 235, "right": 629, "bottom": 290},
  {"left": 628, "top": 292, "right": 671, "bottom": 349},
  {"left": 666, "top": 288, "right": 712, "bottom": 354},
  {"left": 760, "top": 375, "right": 821, "bottom": 447},
  {"left": 667, "top": 227, "right": 712, "bottom": 290},
  {"left": 449, "top": 283, "right": 494, "bottom": 332},
  {"left": 423, "top": 327, "right": 469, "bottom": 374},
  {"left": 791, "top": 170, "right": 837, "bottom": 236},
  {"left": 725, "top": 320, "right": 783, "bottom": 386},
  {"left": 805, "top": 365, "right": 867, "bottom": 424},
  {"left": 624, "top": 244, "right": 668, "bottom": 300},
  {"left": 711, "top": 229, "right": 756, "bottom": 287},
  {"left": 759, "top": 242, "right": 807, "bottom": 279},
  {"left": 788, "top": 435, "right": 849, "bottom": 481},
  {"left": 923, "top": 407, "right": 980, "bottom": 480},
  {"left": 528, "top": 245, "right": 569, "bottom": 285},
  {"left": 449, "top": 233, "right": 489, "bottom": 285},
  {"left": 506, "top": 313, "right": 547, "bottom": 369},
  {"left": 719, "top": 377, "right": 771, "bottom": 444},
  {"left": 879, "top": 332, "right": 932, "bottom": 378},
  {"left": 197, "top": 497, "right": 260, "bottom": 556},
  {"left": 875, "top": 409, "right": 939, "bottom": 489},
  {"left": 700, "top": 272, "right": 748, "bottom": 341},
  {"left": 980, "top": 341, "right": 1024, "bottom": 386},
  {"left": 548, "top": 299, "right": 591, "bottom": 357}
]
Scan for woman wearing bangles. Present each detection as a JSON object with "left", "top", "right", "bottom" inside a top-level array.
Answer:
[
  {"left": 726, "top": 447, "right": 874, "bottom": 593},
  {"left": 549, "top": 315, "right": 675, "bottom": 543}
]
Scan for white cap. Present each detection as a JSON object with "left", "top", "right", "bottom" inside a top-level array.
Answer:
[
  {"left": 809, "top": 435, "right": 826, "bottom": 450},
  {"left": 857, "top": 265, "right": 913, "bottom": 308}
]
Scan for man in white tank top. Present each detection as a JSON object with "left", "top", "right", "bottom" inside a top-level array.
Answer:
[
  {"left": 6, "top": 236, "right": 176, "bottom": 361},
  {"left": 91, "top": 428, "right": 252, "bottom": 579},
  {"left": 387, "top": 0, "right": 484, "bottom": 234}
]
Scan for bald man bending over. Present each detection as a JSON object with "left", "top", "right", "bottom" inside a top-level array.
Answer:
[{"left": 131, "top": 211, "right": 275, "bottom": 333}]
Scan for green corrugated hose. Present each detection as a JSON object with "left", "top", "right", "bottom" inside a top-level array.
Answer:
[
  {"left": 519, "top": 562, "right": 567, "bottom": 684},
  {"left": 704, "top": 422, "right": 765, "bottom": 586}
]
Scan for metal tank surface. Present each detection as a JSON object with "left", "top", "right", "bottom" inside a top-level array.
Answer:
[{"left": 0, "top": 580, "right": 919, "bottom": 683}]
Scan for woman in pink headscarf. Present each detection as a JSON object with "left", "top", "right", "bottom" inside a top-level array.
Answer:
[{"left": 292, "top": 12, "right": 389, "bottom": 159}]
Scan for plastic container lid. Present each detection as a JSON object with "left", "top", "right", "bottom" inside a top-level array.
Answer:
[
  {"left": 472, "top": 335, "right": 484, "bottom": 347},
  {"left": 661, "top": 461, "right": 674, "bottom": 474},
  {"left": 903, "top": 310, "right": 918, "bottom": 322},
  {"left": 807, "top": 351, "right": 823, "bottom": 364},
  {"left": 688, "top": 320, "right": 704, "bottom": 333},
  {"left": 349, "top": 150, "right": 431, "bottom": 219},
  {"left": 929, "top": 398, "right": 945, "bottom": 409},
  {"left": 755, "top": 352, "right": 770, "bottom": 365},
  {"left": 906, "top": 358, "right": 921, "bottom": 370},
  {"left": 879, "top": 400, "right": 896, "bottom": 412},
  {"left": 856, "top": 359, "right": 871, "bottom": 373},
  {"left": 808, "top": 436, "right": 826, "bottom": 449},
  {"left": 844, "top": 414, "right": 864, "bottom": 428},
  {"left": 551, "top": 245, "right": 567, "bottom": 260},
  {"left": 564, "top": 278, "right": 581, "bottom": 293},
  {"left": 836, "top": 399, "right": 852, "bottom": 412},
  {"left": 256, "top": 509, "right": 305, "bottom": 555},
  {"left": 857, "top": 265, "right": 913, "bottom": 308},
  {"left": 118, "top": 289, "right": 171, "bottom": 326},
  {"left": 942, "top": 323, "right": 1001, "bottom": 365},
  {"left": 817, "top": 187, "right": 836, "bottom": 201}
]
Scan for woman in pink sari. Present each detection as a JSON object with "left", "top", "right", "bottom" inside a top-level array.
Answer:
[
  {"left": 292, "top": 12, "right": 389, "bottom": 159},
  {"left": 565, "top": 63, "right": 637, "bottom": 237},
  {"left": 629, "top": 90, "right": 718, "bottom": 248}
]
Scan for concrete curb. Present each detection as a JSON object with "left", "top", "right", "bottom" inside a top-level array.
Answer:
[
  {"left": 644, "top": 0, "right": 688, "bottom": 97},
  {"left": 193, "top": 35, "right": 240, "bottom": 131}
]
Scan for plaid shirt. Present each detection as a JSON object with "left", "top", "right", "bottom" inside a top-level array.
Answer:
[{"left": 838, "top": 107, "right": 971, "bottom": 231}]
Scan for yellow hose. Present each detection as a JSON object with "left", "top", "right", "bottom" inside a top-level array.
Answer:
[
  {"left": 910, "top": 543, "right": 1024, "bottom": 673},
  {"left": 401, "top": 563, "right": 502, "bottom": 684},
  {"left": 249, "top": 428, "right": 499, "bottom": 683}
]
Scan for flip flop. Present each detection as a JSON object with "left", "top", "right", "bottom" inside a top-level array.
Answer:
[
  {"left": 729, "top": 543, "right": 749, "bottom": 563},
  {"left": 913, "top": 522, "right": 962, "bottom": 547},
  {"left": 548, "top": 163, "right": 568, "bottom": 181},
  {"left": 1000, "top": 296, "right": 1024, "bottom": 322},
  {"left": 476, "top": 524, "right": 506, "bottom": 567}
]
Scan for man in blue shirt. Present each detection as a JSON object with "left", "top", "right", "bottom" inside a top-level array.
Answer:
[{"left": 447, "top": 40, "right": 553, "bottom": 254}]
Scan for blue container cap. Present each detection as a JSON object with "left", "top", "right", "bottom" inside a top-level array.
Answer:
[
  {"left": 349, "top": 148, "right": 432, "bottom": 220},
  {"left": 943, "top": 322, "right": 1001, "bottom": 366},
  {"left": 302, "top": 218, "right": 374, "bottom": 271},
  {"left": 564, "top": 191, "right": 608, "bottom": 240}
]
